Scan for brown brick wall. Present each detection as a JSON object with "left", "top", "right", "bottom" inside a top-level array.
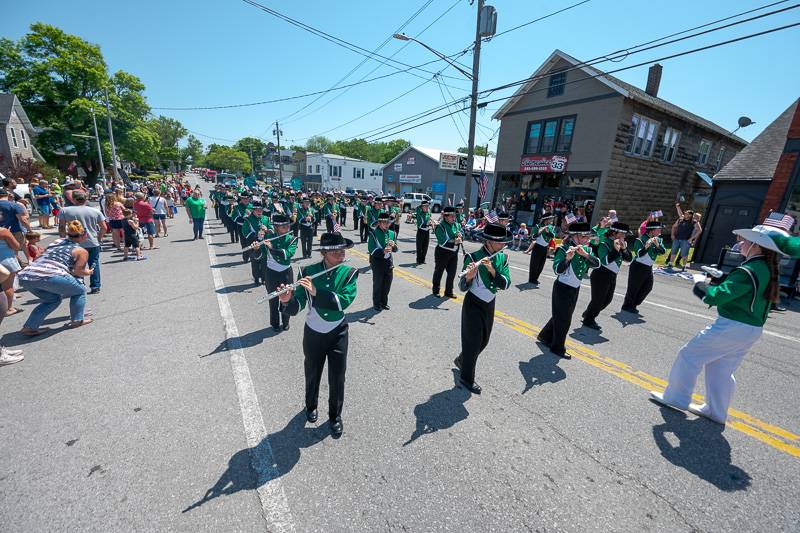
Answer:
[
  {"left": 759, "top": 153, "right": 798, "bottom": 220},
  {"left": 598, "top": 101, "right": 745, "bottom": 231}
]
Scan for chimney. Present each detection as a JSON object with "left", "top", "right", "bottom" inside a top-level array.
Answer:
[{"left": 645, "top": 63, "right": 662, "bottom": 97}]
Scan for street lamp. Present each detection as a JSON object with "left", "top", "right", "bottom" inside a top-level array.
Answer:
[{"left": 393, "top": 2, "right": 496, "bottom": 207}]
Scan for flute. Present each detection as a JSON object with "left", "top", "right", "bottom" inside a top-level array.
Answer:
[
  {"left": 457, "top": 248, "right": 506, "bottom": 278},
  {"left": 250, "top": 232, "right": 289, "bottom": 249},
  {"left": 257, "top": 259, "right": 352, "bottom": 304}
]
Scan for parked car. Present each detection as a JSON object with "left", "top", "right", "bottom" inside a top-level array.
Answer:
[{"left": 401, "top": 192, "right": 441, "bottom": 213}]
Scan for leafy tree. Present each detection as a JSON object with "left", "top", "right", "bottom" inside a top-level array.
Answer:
[
  {"left": 458, "top": 145, "right": 494, "bottom": 157},
  {"left": 148, "top": 115, "right": 187, "bottom": 167},
  {"left": 304, "top": 135, "right": 332, "bottom": 154},
  {"left": 206, "top": 146, "right": 251, "bottom": 174},
  {"left": 181, "top": 134, "right": 203, "bottom": 167},
  {"left": 233, "top": 137, "right": 267, "bottom": 171}
]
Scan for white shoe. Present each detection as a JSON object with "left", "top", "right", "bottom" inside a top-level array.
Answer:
[
  {"left": 0, "top": 347, "right": 24, "bottom": 366},
  {"left": 687, "top": 403, "right": 726, "bottom": 425},
  {"left": 2, "top": 346, "right": 23, "bottom": 357},
  {"left": 649, "top": 391, "right": 688, "bottom": 413}
]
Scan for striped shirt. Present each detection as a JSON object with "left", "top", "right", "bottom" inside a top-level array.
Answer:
[{"left": 18, "top": 238, "right": 78, "bottom": 281}]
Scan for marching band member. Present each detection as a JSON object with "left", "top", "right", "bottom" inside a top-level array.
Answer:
[
  {"left": 241, "top": 199, "right": 272, "bottom": 284},
  {"left": 454, "top": 223, "right": 512, "bottom": 394},
  {"left": 228, "top": 191, "right": 250, "bottom": 252},
  {"left": 297, "top": 196, "right": 316, "bottom": 259},
  {"left": 581, "top": 221, "right": 632, "bottom": 330},
  {"left": 368, "top": 212, "right": 397, "bottom": 311},
  {"left": 621, "top": 220, "right": 666, "bottom": 314},
  {"left": 359, "top": 195, "right": 371, "bottom": 243},
  {"left": 455, "top": 200, "right": 466, "bottom": 226},
  {"left": 322, "top": 193, "right": 338, "bottom": 233},
  {"left": 432, "top": 206, "right": 463, "bottom": 298},
  {"left": 387, "top": 196, "right": 401, "bottom": 238},
  {"left": 651, "top": 221, "right": 800, "bottom": 424},
  {"left": 526, "top": 212, "right": 556, "bottom": 286},
  {"left": 258, "top": 213, "right": 298, "bottom": 332},
  {"left": 415, "top": 200, "right": 432, "bottom": 264},
  {"left": 366, "top": 196, "right": 384, "bottom": 231},
  {"left": 277, "top": 232, "right": 359, "bottom": 437},
  {"left": 537, "top": 222, "right": 599, "bottom": 358},
  {"left": 352, "top": 195, "right": 363, "bottom": 232},
  {"left": 219, "top": 190, "right": 234, "bottom": 239},
  {"left": 338, "top": 195, "right": 348, "bottom": 227}
]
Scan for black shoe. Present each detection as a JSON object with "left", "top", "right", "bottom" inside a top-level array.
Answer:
[
  {"left": 529, "top": 280, "right": 539, "bottom": 287},
  {"left": 330, "top": 418, "right": 343, "bottom": 437},
  {"left": 373, "top": 305, "right": 382, "bottom": 312},
  {"left": 306, "top": 409, "right": 318, "bottom": 423},
  {"left": 551, "top": 347, "right": 571, "bottom": 359},
  {"left": 272, "top": 325, "right": 281, "bottom": 332},
  {"left": 282, "top": 323, "right": 290, "bottom": 331},
  {"left": 253, "top": 279, "right": 260, "bottom": 285},
  {"left": 89, "top": 288, "right": 101, "bottom": 294},
  {"left": 536, "top": 335, "right": 549, "bottom": 346},
  {"left": 453, "top": 356, "right": 462, "bottom": 371},
  {"left": 459, "top": 378, "right": 482, "bottom": 394},
  {"left": 382, "top": 305, "right": 390, "bottom": 310},
  {"left": 621, "top": 306, "right": 639, "bottom": 314},
  {"left": 444, "top": 292, "right": 456, "bottom": 299},
  {"left": 432, "top": 290, "right": 441, "bottom": 297},
  {"left": 583, "top": 320, "right": 601, "bottom": 330}
]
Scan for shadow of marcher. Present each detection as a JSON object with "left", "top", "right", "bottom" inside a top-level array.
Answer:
[
  {"left": 404, "top": 370, "right": 471, "bottom": 447},
  {"left": 183, "top": 411, "right": 328, "bottom": 513},
  {"left": 216, "top": 282, "right": 259, "bottom": 294},
  {"left": 519, "top": 353, "right": 567, "bottom": 394},
  {"left": 515, "top": 282, "right": 538, "bottom": 292},
  {"left": 651, "top": 406, "right": 751, "bottom": 491},
  {"left": 408, "top": 294, "right": 449, "bottom": 311},
  {"left": 569, "top": 326, "right": 610, "bottom": 346},
  {"left": 202, "top": 327, "right": 278, "bottom": 357},
  {"left": 398, "top": 263, "right": 420, "bottom": 268},
  {"left": 610, "top": 311, "right": 645, "bottom": 328},
  {"left": 347, "top": 306, "right": 380, "bottom": 325}
]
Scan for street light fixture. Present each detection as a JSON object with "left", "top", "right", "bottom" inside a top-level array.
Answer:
[{"left": 392, "top": 34, "right": 474, "bottom": 81}]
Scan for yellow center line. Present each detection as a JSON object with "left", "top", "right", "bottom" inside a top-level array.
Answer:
[{"left": 349, "top": 249, "right": 800, "bottom": 458}]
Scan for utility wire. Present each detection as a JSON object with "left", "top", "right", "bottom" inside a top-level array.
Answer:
[
  {"left": 435, "top": 75, "right": 469, "bottom": 145},
  {"left": 489, "top": 0, "right": 593, "bottom": 40}
]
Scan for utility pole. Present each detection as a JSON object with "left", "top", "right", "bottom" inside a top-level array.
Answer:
[
  {"left": 103, "top": 87, "right": 119, "bottom": 180},
  {"left": 463, "top": 0, "right": 484, "bottom": 209},
  {"left": 273, "top": 121, "right": 284, "bottom": 188},
  {"left": 90, "top": 107, "right": 105, "bottom": 181},
  {"left": 249, "top": 146, "right": 255, "bottom": 177}
]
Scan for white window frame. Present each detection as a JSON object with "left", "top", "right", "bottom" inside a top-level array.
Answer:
[
  {"left": 662, "top": 127, "right": 680, "bottom": 163},
  {"left": 9, "top": 127, "right": 18, "bottom": 148},
  {"left": 20, "top": 129, "right": 27, "bottom": 149},
  {"left": 626, "top": 114, "right": 659, "bottom": 158},
  {"left": 715, "top": 146, "right": 726, "bottom": 171},
  {"left": 697, "top": 139, "right": 712, "bottom": 164}
]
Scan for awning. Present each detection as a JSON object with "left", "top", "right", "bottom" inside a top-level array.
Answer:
[{"left": 696, "top": 171, "right": 713, "bottom": 187}]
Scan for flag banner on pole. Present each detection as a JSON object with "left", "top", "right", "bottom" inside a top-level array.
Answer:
[
  {"left": 478, "top": 169, "right": 488, "bottom": 200},
  {"left": 486, "top": 210, "right": 499, "bottom": 223}
]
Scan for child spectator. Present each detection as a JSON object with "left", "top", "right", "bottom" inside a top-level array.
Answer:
[
  {"left": 25, "top": 232, "right": 43, "bottom": 261},
  {"left": 512, "top": 223, "right": 529, "bottom": 251},
  {"left": 122, "top": 209, "right": 145, "bottom": 261}
]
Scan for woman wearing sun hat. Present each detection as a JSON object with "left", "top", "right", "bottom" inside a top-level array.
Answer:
[
  {"left": 454, "top": 222, "right": 512, "bottom": 394},
  {"left": 650, "top": 218, "right": 800, "bottom": 424}
]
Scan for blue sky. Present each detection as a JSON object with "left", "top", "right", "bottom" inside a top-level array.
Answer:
[{"left": 3, "top": 0, "right": 799, "bottom": 152}]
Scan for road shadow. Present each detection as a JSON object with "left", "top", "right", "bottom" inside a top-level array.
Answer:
[
  {"left": 519, "top": 353, "right": 566, "bottom": 394},
  {"left": 404, "top": 370, "right": 470, "bottom": 447},
  {"left": 171, "top": 238, "right": 200, "bottom": 243},
  {"left": 401, "top": 250, "right": 416, "bottom": 254},
  {"left": 610, "top": 311, "right": 645, "bottom": 328},
  {"left": 183, "top": 411, "right": 328, "bottom": 513},
  {"left": 570, "top": 326, "right": 610, "bottom": 345},
  {"left": 211, "top": 260, "right": 244, "bottom": 269},
  {"left": 215, "top": 251, "right": 248, "bottom": 257},
  {"left": 216, "top": 282, "right": 259, "bottom": 294},
  {"left": 348, "top": 306, "right": 380, "bottom": 325},
  {"left": 408, "top": 294, "right": 449, "bottom": 311},
  {"left": 515, "top": 282, "right": 538, "bottom": 292},
  {"left": 1, "top": 326, "right": 64, "bottom": 347},
  {"left": 202, "top": 327, "right": 278, "bottom": 357},
  {"left": 398, "top": 262, "right": 422, "bottom": 268},
  {"left": 651, "top": 406, "right": 751, "bottom": 492}
]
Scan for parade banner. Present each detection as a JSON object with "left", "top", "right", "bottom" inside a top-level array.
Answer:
[{"left": 520, "top": 154, "right": 569, "bottom": 173}]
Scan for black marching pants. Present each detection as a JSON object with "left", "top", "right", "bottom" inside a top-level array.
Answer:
[
  {"left": 264, "top": 265, "right": 293, "bottom": 328},
  {"left": 325, "top": 215, "right": 335, "bottom": 233},
  {"left": 339, "top": 210, "right": 347, "bottom": 226},
  {"left": 240, "top": 233, "right": 253, "bottom": 263},
  {"left": 528, "top": 243, "right": 548, "bottom": 283},
  {"left": 432, "top": 246, "right": 458, "bottom": 295},
  {"left": 623, "top": 261, "right": 654, "bottom": 309},
  {"left": 391, "top": 222, "right": 400, "bottom": 239},
  {"left": 457, "top": 292, "right": 495, "bottom": 384},
  {"left": 300, "top": 225, "right": 314, "bottom": 258},
  {"left": 353, "top": 214, "right": 359, "bottom": 230},
  {"left": 359, "top": 218, "right": 368, "bottom": 242},
  {"left": 583, "top": 267, "right": 617, "bottom": 322},
  {"left": 369, "top": 254, "right": 393, "bottom": 308},
  {"left": 250, "top": 253, "right": 262, "bottom": 283},
  {"left": 303, "top": 323, "right": 349, "bottom": 421},
  {"left": 292, "top": 221, "right": 299, "bottom": 237},
  {"left": 415, "top": 228, "right": 429, "bottom": 264},
  {"left": 214, "top": 203, "right": 221, "bottom": 220},
  {"left": 538, "top": 280, "right": 580, "bottom": 353},
  {"left": 230, "top": 221, "right": 240, "bottom": 243}
]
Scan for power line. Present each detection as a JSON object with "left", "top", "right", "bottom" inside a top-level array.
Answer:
[
  {"left": 435, "top": 74, "right": 468, "bottom": 145},
  {"left": 241, "top": 0, "right": 467, "bottom": 83},
  {"left": 489, "top": 0, "right": 593, "bottom": 40},
  {"left": 363, "top": 21, "right": 800, "bottom": 141}
]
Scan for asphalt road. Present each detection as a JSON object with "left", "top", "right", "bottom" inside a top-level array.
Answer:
[{"left": 2, "top": 178, "right": 798, "bottom": 532}]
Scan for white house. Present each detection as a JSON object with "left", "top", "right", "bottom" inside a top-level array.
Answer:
[{"left": 304, "top": 152, "right": 384, "bottom": 192}]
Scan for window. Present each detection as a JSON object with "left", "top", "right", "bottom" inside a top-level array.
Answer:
[
  {"left": 525, "top": 115, "right": 575, "bottom": 154},
  {"left": 316, "top": 165, "right": 321, "bottom": 173},
  {"left": 556, "top": 118, "right": 575, "bottom": 152},
  {"left": 20, "top": 129, "right": 27, "bottom": 149},
  {"left": 715, "top": 146, "right": 726, "bottom": 171},
  {"left": 547, "top": 71, "right": 566, "bottom": 98},
  {"left": 9, "top": 127, "right": 17, "bottom": 148},
  {"left": 353, "top": 168, "right": 363, "bottom": 179},
  {"left": 662, "top": 127, "right": 680, "bottom": 163},
  {"left": 697, "top": 139, "right": 712, "bottom": 164},
  {"left": 625, "top": 114, "right": 659, "bottom": 157},
  {"left": 308, "top": 165, "right": 312, "bottom": 173}
]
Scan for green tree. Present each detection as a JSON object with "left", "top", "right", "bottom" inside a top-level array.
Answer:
[
  {"left": 458, "top": 145, "right": 494, "bottom": 157},
  {"left": 181, "top": 134, "right": 204, "bottom": 168},
  {"left": 148, "top": 115, "right": 187, "bottom": 168},
  {"left": 233, "top": 137, "right": 267, "bottom": 171},
  {"left": 206, "top": 146, "right": 251, "bottom": 174},
  {"left": 305, "top": 135, "right": 332, "bottom": 154}
]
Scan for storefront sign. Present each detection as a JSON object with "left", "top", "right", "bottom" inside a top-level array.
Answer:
[
  {"left": 399, "top": 174, "right": 422, "bottom": 184},
  {"left": 406, "top": 156, "right": 415, "bottom": 165},
  {"left": 394, "top": 163, "right": 403, "bottom": 171},
  {"left": 520, "top": 154, "right": 569, "bottom": 173},
  {"left": 439, "top": 152, "right": 460, "bottom": 170},
  {"left": 386, "top": 175, "right": 394, "bottom": 182},
  {"left": 431, "top": 181, "right": 446, "bottom": 193}
]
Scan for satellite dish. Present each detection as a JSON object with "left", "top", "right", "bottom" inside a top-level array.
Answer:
[{"left": 738, "top": 116, "right": 754, "bottom": 128}]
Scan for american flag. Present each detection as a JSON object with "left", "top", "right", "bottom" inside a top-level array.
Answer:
[
  {"left": 485, "top": 210, "right": 499, "bottom": 223},
  {"left": 565, "top": 213, "right": 577, "bottom": 224},
  {"left": 763, "top": 212, "right": 795, "bottom": 232},
  {"left": 332, "top": 217, "right": 341, "bottom": 233},
  {"left": 478, "top": 169, "right": 488, "bottom": 200}
]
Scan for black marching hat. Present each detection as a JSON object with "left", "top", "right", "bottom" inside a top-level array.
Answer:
[
  {"left": 272, "top": 213, "right": 290, "bottom": 225},
  {"left": 442, "top": 206, "right": 456, "bottom": 214},
  {"left": 377, "top": 212, "right": 391, "bottom": 221},
  {"left": 539, "top": 212, "right": 555, "bottom": 221},
  {"left": 497, "top": 210, "right": 511, "bottom": 220},
  {"left": 609, "top": 221, "right": 630, "bottom": 234},
  {"left": 239, "top": 191, "right": 251, "bottom": 198},
  {"left": 420, "top": 200, "right": 429, "bottom": 207},
  {"left": 645, "top": 221, "right": 663, "bottom": 231},
  {"left": 480, "top": 222, "right": 514, "bottom": 243},
  {"left": 317, "top": 232, "right": 354, "bottom": 250},
  {"left": 567, "top": 222, "right": 592, "bottom": 235},
  {"left": 250, "top": 199, "right": 263, "bottom": 208}
]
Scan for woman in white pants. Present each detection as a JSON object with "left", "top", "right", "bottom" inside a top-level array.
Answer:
[{"left": 650, "top": 221, "right": 799, "bottom": 424}]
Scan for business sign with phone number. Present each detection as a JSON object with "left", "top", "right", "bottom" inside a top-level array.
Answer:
[{"left": 519, "top": 154, "right": 569, "bottom": 173}]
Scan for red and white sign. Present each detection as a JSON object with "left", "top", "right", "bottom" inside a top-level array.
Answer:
[
  {"left": 399, "top": 174, "right": 422, "bottom": 184},
  {"left": 520, "top": 154, "right": 569, "bottom": 173}
]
